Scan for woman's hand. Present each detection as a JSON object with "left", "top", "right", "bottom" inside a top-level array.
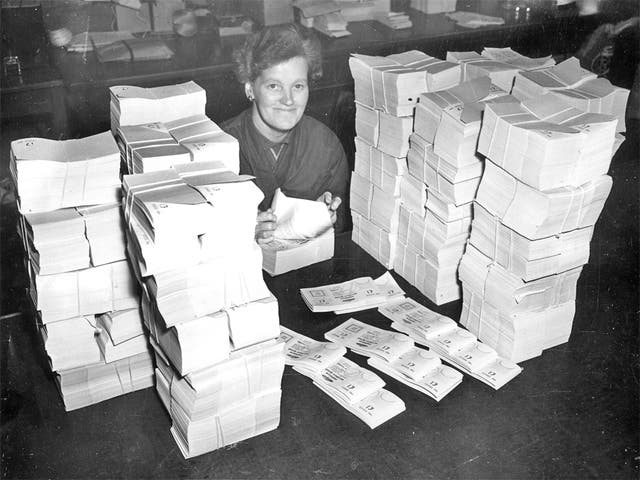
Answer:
[
  {"left": 255, "top": 209, "right": 277, "bottom": 244},
  {"left": 317, "top": 192, "right": 342, "bottom": 225}
]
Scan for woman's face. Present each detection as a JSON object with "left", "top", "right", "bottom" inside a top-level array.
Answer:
[{"left": 247, "top": 56, "right": 310, "bottom": 141}]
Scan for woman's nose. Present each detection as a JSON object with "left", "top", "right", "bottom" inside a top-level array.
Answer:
[{"left": 280, "top": 89, "right": 294, "bottom": 105}]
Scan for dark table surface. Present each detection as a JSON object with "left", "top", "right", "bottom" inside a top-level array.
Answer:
[{"left": 1, "top": 129, "right": 638, "bottom": 479}]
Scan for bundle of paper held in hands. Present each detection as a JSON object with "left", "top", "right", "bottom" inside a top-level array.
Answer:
[
  {"left": 279, "top": 326, "right": 406, "bottom": 428},
  {"left": 261, "top": 189, "right": 335, "bottom": 276}
]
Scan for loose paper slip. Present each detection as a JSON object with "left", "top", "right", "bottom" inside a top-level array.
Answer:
[
  {"left": 378, "top": 298, "right": 522, "bottom": 389},
  {"left": 300, "top": 272, "right": 405, "bottom": 314}
]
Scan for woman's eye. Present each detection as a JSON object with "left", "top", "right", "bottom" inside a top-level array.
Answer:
[
  {"left": 267, "top": 84, "right": 280, "bottom": 90},
  {"left": 294, "top": 83, "right": 307, "bottom": 90}
]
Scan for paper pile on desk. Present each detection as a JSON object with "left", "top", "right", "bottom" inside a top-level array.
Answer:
[
  {"left": 293, "top": 0, "right": 350, "bottom": 37},
  {"left": 458, "top": 94, "right": 617, "bottom": 361},
  {"left": 324, "top": 319, "right": 463, "bottom": 400},
  {"left": 512, "top": 57, "right": 629, "bottom": 132},
  {"left": 122, "top": 158, "right": 284, "bottom": 457},
  {"left": 262, "top": 189, "right": 335, "bottom": 276},
  {"left": 374, "top": 11, "right": 412, "bottom": 30},
  {"left": 379, "top": 298, "right": 521, "bottom": 389},
  {"left": 300, "top": 272, "right": 404, "bottom": 314},
  {"left": 410, "top": 0, "right": 456, "bottom": 14},
  {"left": 10, "top": 133, "right": 121, "bottom": 214},
  {"left": 280, "top": 326, "right": 406, "bottom": 427},
  {"left": 481, "top": 47, "right": 555, "bottom": 70}
]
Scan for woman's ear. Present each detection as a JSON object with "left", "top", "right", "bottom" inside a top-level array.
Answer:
[{"left": 244, "top": 82, "right": 254, "bottom": 101}]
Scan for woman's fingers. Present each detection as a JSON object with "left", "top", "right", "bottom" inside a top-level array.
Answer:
[{"left": 256, "top": 209, "right": 277, "bottom": 243}]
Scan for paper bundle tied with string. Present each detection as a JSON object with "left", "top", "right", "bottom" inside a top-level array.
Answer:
[
  {"left": 261, "top": 189, "right": 335, "bottom": 276},
  {"left": 458, "top": 93, "right": 618, "bottom": 363}
]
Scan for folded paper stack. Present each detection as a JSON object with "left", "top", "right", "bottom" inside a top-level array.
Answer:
[
  {"left": 109, "top": 81, "right": 206, "bottom": 134},
  {"left": 458, "top": 94, "right": 617, "bottom": 362},
  {"left": 11, "top": 132, "right": 152, "bottom": 411},
  {"left": 114, "top": 93, "right": 285, "bottom": 456},
  {"left": 115, "top": 114, "right": 239, "bottom": 175},
  {"left": 511, "top": 57, "right": 629, "bottom": 132}
]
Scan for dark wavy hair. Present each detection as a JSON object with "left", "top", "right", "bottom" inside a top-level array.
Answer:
[{"left": 233, "top": 24, "right": 323, "bottom": 84}]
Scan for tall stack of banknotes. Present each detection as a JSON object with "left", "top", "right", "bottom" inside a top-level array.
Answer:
[
  {"left": 112, "top": 82, "right": 285, "bottom": 459},
  {"left": 399, "top": 76, "right": 515, "bottom": 304},
  {"left": 458, "top": 94, "right": 619, "bottom": 362},
  {"left": 349, "top": 50, "right": 460, "bottom": 271},
  {"left": 10, "top": 133, "right": 153, "bottom": 411}
]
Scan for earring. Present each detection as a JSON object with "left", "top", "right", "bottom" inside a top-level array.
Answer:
[{"left": 247, "top": 94, "right": 254, "bottom": 101}]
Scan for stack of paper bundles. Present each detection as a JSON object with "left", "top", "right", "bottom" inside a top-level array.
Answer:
[
  {"left": 10, "top": 133, "right": 121, "bottom": 214},
  {"left": 413, "top": 76, "right": 511, "bottom": 144},
  {"left": 324, "top": 319, "right": 462, "bottom": 401},
  {"left": 350, "top": 136, "right": 406, "bottom": 267},
  {"left": 355, "top": 103, "right": 414, "bottom": 157},
  {"left": 478, "top": 96, "right": 618, "bottom": 190},
  {"left": 279, "top": 327, "right": 406, "bottom": 427},
  {"left": 480, "top": 47, "right": 556, "bottom": 70},
  {"left": 152, "top": 338, "right": 284, "bottom": 459},
  {"left": 300, "top": 272, "right": 405, "bottom": 314},
  {"left": 511, "top": 57, "right": 629, "bottom": 132},
  {"left": 123, "top": 164, "right": 285, "bottom": 457},
  {"left": 20, "top": 202, "right": 126, "bottom": 276},
  {"left": 293, "top": 0, "right": 350, "bottom": 37},
  {"left": 379, "top": 298, "right": 522, "bottom": 389},
  {"left": 446, "top": 51, "right": 521, "bottom": 93},
  {"left": 350, "top": 51, "right": 460, "bottom": 117},
  {"left": 122, "top": 167, "right": 260, "bottom": 277},
  {"left": 261, "top": 189, "right": 335, "bottom": 276},
  {"left": 459, "top": 245, "right": 582, "bottom": 362},
  {"left": 393, "top": 236, "right": 463, "bottom": 305},
  {"left": 410, "top": 0, "right": 456, "bottom": 14},
  {"left": 10, "top": 130, "right": 153, "bottom": 411},
  {"left": 350, "top": 170, "right": 402, "bottom": 268},
  {"left": 109, "top": 81, "right": 206, "bottom": 134},
  {"left": 374, "top": 11, "right": 412, "bottom": 30},
  {"left": 458, "top": 96, "right": 617, "bottom": 361},
  {"left": 56, "top": 351, "right": 154, "bottom": 412}
]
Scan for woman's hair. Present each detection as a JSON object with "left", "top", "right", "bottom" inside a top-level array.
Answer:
[{"left": 233, "top": 24, "right": 323, "bottom": 84}]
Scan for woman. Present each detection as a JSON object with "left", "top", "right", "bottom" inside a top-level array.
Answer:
[{"left": 222, "top": 24, "right": 349, "bottom": 244}]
